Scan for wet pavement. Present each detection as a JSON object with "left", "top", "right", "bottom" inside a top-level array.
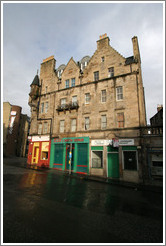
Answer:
[{"left": 3, "top": 162, "right": 163, "bottom": 243}]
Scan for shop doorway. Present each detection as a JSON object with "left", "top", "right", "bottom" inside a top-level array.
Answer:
[
  {"left": 107, "top": 152, "right": 119, "bottom": 178},
  {"left": 32, "top": 145, "right": 39, "bottom": 164},
  {"left": 65, "top": 144, "right": 75, "bottom": 171}
]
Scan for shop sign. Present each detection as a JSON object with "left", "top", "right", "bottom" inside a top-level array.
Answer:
[
  {"left": 91, "top": 139, "right": 112, "bottom": 146},
  {"left": 32, "top": 135, "right": 50, "bottom": 142},
  {"left": 42, "top": 142, "right": 49, "bottom": 151},
  {"left": 54, "top": 137, "right": 89, "bottom": 144},
  {"left": 112, "top": 138, "right": 119, "bottom": 147},
  {"left": 119, "top": 139, "right": 134, "bottom": 146}
]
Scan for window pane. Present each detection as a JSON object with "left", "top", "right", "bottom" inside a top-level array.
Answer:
[
  {"left": 101, "top": 90, "right": 106, "bottom": 102},
  {"left": 85, "top": 93, "right": 90, "bottom": 104},
  {"left": 92, "top": 151, "right": 103, "bottom": 168},
  {"left": 101, "top": 115, "right": 107, "bottom": 129},
  {"left": 124, "top": 151, "right": 137, "bottom": 170},
  {"left": 108, "top": 67, "right": 114, "bottom": 77},
  {"left": 38, "top": 124, "right": 42, "bottom": 134},
  {"left": 94, "top": 71, "right": 99, "bottom": 81},
  {"left": 72, "top": 96, "right": 77, "bottom": 105},
  {"left": 41, "top": 103, "right": 44, "bottom": 113},
  {"left": 45, "top": 102, "right": 48, "bottom": 113},
  {"left": 71, "top": 78, "right": 75, "bottom": 87},
  {"left": 116, "top": 86, "right": 123, "bottom": 100},
  {"left": 65, "top": 80, "right": 69, "bottom": 88},
  {"left": 61, "top": 98, "right": 66, "bottom": 108},
  {"left": 85, "top": 117, "right": 89, "bottom": 130},
  {"left": 71, "top": 119, "right": 76, "bottom": 132},
  {"left": 60, "top": 120, "right": 65, "bottom": 133}
]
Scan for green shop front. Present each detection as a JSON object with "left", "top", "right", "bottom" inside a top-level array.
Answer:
[{"left": 50, "top": 137, "right": 89, "bottom": 174}]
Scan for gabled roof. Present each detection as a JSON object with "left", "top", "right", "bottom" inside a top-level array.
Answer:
[{"left": 30, "top": 74, "right": 39, "bottom": 86}]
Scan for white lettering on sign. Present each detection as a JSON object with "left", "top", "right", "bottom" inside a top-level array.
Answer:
[
  {"left": 32, "top": 135, "right": 50, "bottom": 142},
  {"left": 91, "top": 139, "right": 112, "bottom": 146},
  {"left": 119, "top": 139, "right": 134, "bottom": 146}
]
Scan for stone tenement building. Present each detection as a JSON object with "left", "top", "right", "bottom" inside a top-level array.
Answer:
[
  {"left": 28, "top": 34, "right": 147, "bottom": 183},
  {"left": 3, "top": 102, "right": 30, "bottom": 157}
]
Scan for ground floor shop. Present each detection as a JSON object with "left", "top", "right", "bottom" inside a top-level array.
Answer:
[
  {"left": 50, "top": 137, "right": 89, "bottom": 174},
  {"left": 27, "top": 135, "right": 50, "bottom": 168},
  {"left": 90, "top": 139, "right": 140, "bottom": 183}
]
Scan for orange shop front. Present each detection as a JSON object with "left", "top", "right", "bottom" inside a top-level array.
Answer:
[{"left": 27, "top": 135, "right": 51, "bottom": 168}]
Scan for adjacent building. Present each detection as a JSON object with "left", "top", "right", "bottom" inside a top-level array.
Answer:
[
  {"left": 3, "top": 102, "right": 30, "bottom": 157},
  {"left": 28, "top": 34, "right": 147, "bottom": 183}
]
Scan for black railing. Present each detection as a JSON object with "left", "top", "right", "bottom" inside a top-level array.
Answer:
[
  {"left": 56, "top": 102, "right": 79, "bottom": 112},
  {"left": 140, "top": 125, "right": 163, "bottom": 136}
]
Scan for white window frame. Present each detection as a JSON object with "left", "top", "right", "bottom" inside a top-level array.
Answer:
[
  {"left": 85, "top": 93, "right": 91, "bottom": 104},
  {"left": 45, "top": 102, "right": 48, "bottom": 113},
  {"left": 91, "top": 150, "right": 104, "bottom": 168},
  {"left": 108, "top": 67, "right": 114, "bottom": 77},
  {"left": 65, "top": 79, "right": 69, "bottom": 88},
  {"left": 101, "top": 90, "right": 106, "bottom": 103},
  {"left": 72, "top": 96, "right": 77, "bottom": 106},
  {"left": 71, "top": 78, "right": 75, "bottom": 87},
  {"left": 116, "top": 86, "right": 123, "bottom": 101},
  {"left": 41, "top": 103, "right": 44, "bottom": 113},
  {"left": 38, "top": 123, "right": 42, "bottom": 134},
  {"left": 60, "top": 120, "right": 65, "bottom": 133},
  {"left": 94, "top": 71, "right": 99, "bottom": 81},
  {"left": 85, "top": 117, "right": 90, "bottom": 130},
  {"left": 101, "top": 115, "right": 107, "bottom": 129},
  {"left": 61, "top": 98, "right": 66, "bottom": 109},
  {"left": 71, "top": 119, "right": 77, "bottom": 132},
  {"left": 43, "top": 122, "right": 48, "bottom": 134},
  {"left": 122, "top": 150, "right": 138, "bottom": 171}
]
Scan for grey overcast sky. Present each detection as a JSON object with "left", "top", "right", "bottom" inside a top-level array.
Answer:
[{"left": 2, "top": 2, "right": 164, "bottom": 123}]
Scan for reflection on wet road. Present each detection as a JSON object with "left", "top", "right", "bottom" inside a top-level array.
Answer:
[{"left": 3, "top": 165, "right": 163, "bottom": 243}]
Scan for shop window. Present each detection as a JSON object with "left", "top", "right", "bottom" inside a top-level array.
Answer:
[
  {"left": 60, "top": 120, "right": 65, "bottom": 133},
  {"left": 92, "top": 151, "right": 103, "bottom": 168},
  {"left": 71, "top": 78, "right": 75, "bottom": 87},
  {"left": 85, "top": 93, "right": 91, "bottom": 104},
  {"left": 45, "top": 102, "right": 48, "bottom": 113},
  {"left": 116, "top": 86, "right": 123, "bottom": 100},
  {"left": 85, "top": 117, "right": 90, "bottom": 130},
  {"left": 71, "top": 119, "right": 76, "bottom": 132},
  {"left": 123, "top": 151, "right": 137, "bottom": 170},
  {"left": 41, "top": 142, "right": 49, "bottom": 160},
  {"left": 65, "top": 79, "right": 69, "bottom": 88},
  {"left": 117, "top": 113, "right": 124, "bottom": 128},
  {"left": 41, "top": 151, "right": 48, "bottom": 160},
  {"left": 38, "top": 124, "right": 42, "bottom": 134},
  {"left": 41, "top": 103, "right": 44, "bottom": 113},
  {"left": 101, "top": 115, "right": 107, "bottom": 129},
  {"left": 101, "top": 90, "right": 106, "bottom": 102},
  {"left": 94, "top": 71, "right": 99, "bottom": 81},
  {"left": 108, "top": 67, "right": 114, "bottom": 77}
]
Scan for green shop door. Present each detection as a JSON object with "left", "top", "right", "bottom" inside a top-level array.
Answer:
[{"left": 107, "top": 152, "right": 119, "bottom": 178}]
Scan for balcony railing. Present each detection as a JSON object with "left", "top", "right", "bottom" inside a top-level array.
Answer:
[
  {"left": 140, "top": 125, "right": 163, "bottom": 136},
  {"left": 56, "top": 102, "right": 79, "bottom": 112}
]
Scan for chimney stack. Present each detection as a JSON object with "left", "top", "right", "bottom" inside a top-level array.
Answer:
[{"left": 97, "top": 33, "right": 110, "bottom": 50}]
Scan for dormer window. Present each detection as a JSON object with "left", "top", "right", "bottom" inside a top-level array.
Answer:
[
  {"left": 81, "top": 61, "right": 87, "bottom": 70},
  {"left": 57, "top": 69, "right": 63, "bottom": 78}
]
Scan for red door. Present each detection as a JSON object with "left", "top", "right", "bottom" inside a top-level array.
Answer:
[{"left": 27, "top": 141, "right": 33, "bottom": 164}]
